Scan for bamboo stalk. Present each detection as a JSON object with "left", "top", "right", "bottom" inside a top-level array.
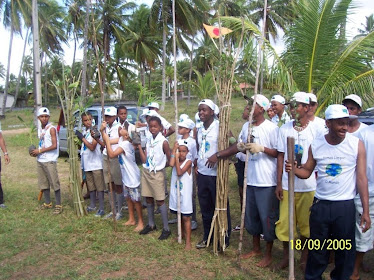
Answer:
[{"left": 287, "top": 137, "right": 295, "bottom": 280}]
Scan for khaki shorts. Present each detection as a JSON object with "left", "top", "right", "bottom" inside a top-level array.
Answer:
[
  {"left": 37, "top": 161, "right": 60, "bottom": 191},
  {"left": 86, "top": 169, "right": 105, "bottom": 192},
  {"left": 102, "top": 156, "right": 122, "bottom": 186},
  {"left": 275, "top": 190, "right": 315, "bottom": 241},
  {"left": 141, "top": 169, "right": 165, "bottom": 201}
]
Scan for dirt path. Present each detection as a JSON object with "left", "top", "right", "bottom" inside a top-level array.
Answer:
[{"left": 2, "top": 128, "right": 29, "bottom": 135}]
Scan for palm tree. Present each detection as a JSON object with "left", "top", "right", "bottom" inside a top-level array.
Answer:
[{"left": 355, "top": 14, "right": 374, "bottom": 38}]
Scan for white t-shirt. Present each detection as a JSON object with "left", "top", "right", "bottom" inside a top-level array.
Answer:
[
  {"left": 118, "top": 140, "right": 140, "bottom": 188},
  {"left": 312, "top": 134, "right": 359, "bottom": 201},
  {"left": 103, "top": 121, "right": 120, "bottom": 156},
  {"left": 239, "top": 120, "right": 278, "bottom": 186},
  {"left": 169, "top": 159, "right": 193, "bottom": 214},
  {"left": 349, "top": 122, "right": 368, "bottom": 138},
  {"left": 143, "top": 132, "right": 167, "bottom": 172},
  {"left": 197, "top": 119, "right": 219, "bottom": 176},
  {"left": 357, "top": 125, "right": 374, "bottom": 197},
  {"left": 80, "top": 128, "right": 103, "bottom": 171},
  {"left": 38, "top": 123, "right": 59, "bottom": 162},
  {"left": 311, "top": 116, "right": 328, "bottom": 136},
  {"left": 271, "top": 111, "right": 291, "bottom": 127},
  {"left": 277, "top": 121, "right": 317, "bottom": 192},
  {"left": 236, "top": 126, "right": 247, "bottom": 162}
]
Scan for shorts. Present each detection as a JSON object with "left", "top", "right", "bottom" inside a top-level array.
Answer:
[
  {"left": 354, "top": 195, "right": 374, "bottom": 252},
  {"left": 275, "top": 190, "right": 315, "bottom": 241},
  {"left": 170, "top": 210, "right": 192, "bottom": 217},
  {"left": 141, "top": 169, "right": 165, "bottom": 201},
  {"left": 102, "top": 156, "right": 122, "bottom": 186},
  {"left": 234, "top": 159, "right": 245, "bottom": 188},
  {"left": 85, "top": 169, "right": 105, "bottom": 192},
  {"left": 245, "top": 186, "right": 278, "bottom": 241},
  {"left": 123, "top": 185, "right": 141, "bottom": 202},
  {"left": 37, "top": 161, "right": 60, "bottom": 191}
]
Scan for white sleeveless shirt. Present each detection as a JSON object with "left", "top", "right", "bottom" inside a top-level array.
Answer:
[
  {"left": 80, "top": 128, "right": 103, "bottom": 171},
  {"left": 38, "top": 123, "right": 59, "bottom": 163},
  {"left": 118, "top": 140, "right": 140, "bottom": 188},
  {"left": 197, "top": 119, "right": 219, "bottom": 176},
  {"left": 103, "top": 121, "right": 120, "bottom": 156},
  {"left": 312, "top": 134, "right": 359, "bottom": 201},
  {"left": 143, "top": 132, "right": 167, "bottom": 172},
  {"left": 169, "top": 159, "right": 193, "bottom": 214}
]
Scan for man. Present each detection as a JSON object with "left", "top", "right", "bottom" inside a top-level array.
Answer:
[
  {"left": 147, "top": 102, "right": 175, "bottom": 137},
  {"left": 194, "top": 99, "right": 231, "bottom": 249},
  {"left": 342, "top": 94, "right": 367, "bottom": 136},
  {"left": 286, "top": 104, "right": 371, "bottom": 280},
  {"left": 275, "top": 92, "right": 317, "bottom": 270},
  {"left": 270, "top": 94, "right": 290, "bottom": 127}
]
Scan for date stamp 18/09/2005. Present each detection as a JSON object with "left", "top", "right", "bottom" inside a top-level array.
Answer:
[{"left": 290, "top": 239, "right": 352, "bottom": 251}]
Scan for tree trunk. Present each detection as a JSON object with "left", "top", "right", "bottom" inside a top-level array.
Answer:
[
  {"left": 81, "top": 0, "right": 91, "bottom": 103},
  {"left": 43, "top": 54, "right": 48, "bottom": 106},
  {"left": 12, "top": 28, "right": 30, "bottom": 110},
  {"left": 161, "top": 16, "right": 167, "bottom": 110},
  {"left": 32, "top": 0, "right": 43, "bottom": 126}
]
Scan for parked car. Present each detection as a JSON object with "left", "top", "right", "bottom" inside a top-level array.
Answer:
[
  {"left": 58, "top": 104, "right": 146, "bottom": 153},
  {"left": 358, "top": 107, "right": 374, "bottom": 126}
]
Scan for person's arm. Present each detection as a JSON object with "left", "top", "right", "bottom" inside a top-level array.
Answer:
[
  {"left": 356, "top": 140, "right": 371, "bottom": 232},
  {"left": 31, "top": 127, "right": 58, "bottom": 156},
  {"left": 135, "top": 144, "right": 147, "bottom": 164},
  {"left": 163, "top": 140, "right": 171, "bottom": 166},
  {"left": 0, "top": 132, "right": 10, "bottom": 164},
  {"left": 275, "top": 152, "right": 284, "bottom": 200},
  {"left": 176, "top": 155, "right": 192, "bottom": 176},
  {"left": 81, "top": 132, "right": 97, "bottom": 151},
  {"left": 287, "top": 146, "right": 316, "bottom": 179},
  {"left": 206, "top": 143, "right": 239, "bottom": 167},
  {"left": 135, "top": 121, "right": 147, "bottom": 128},
  {"left": 165, "top": 126, "right": 175, "bottom": 137},
  {"left": 169, "top": 142, "right": 178, "bottom": 167},
  {"left": 97, "top": 122, "right": 107, "bottom": 148},
  {"left": 102, "top": 133, "right": 124, "bottom": 158}
]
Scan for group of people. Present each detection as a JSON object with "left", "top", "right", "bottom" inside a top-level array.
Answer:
[{"left": 1, "top": 91, "right": 372, "bottom": 279}]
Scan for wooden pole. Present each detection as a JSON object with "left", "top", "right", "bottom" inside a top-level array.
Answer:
[
  {"left": 172, "top": 0, "right": 182, "bottom": 244},
  {"left": 287, "top": 136, "right": 295, "bottom": 280}
]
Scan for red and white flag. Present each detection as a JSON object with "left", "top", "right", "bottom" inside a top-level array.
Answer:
[{"left": 203, "top": 23, "right": 233, "bottom": 39}]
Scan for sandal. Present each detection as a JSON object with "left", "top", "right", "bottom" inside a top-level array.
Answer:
[
  {"left": 40, "top": 202, "right": 53, "bottom": 210},
  {"left": 53, "top": 205, "right": 63, "bottom": 214}
]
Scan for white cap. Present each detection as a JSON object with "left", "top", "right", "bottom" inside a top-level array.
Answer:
[
  {"left": 214, "top": 105, "right": 220, "bottom": 116},
  {"left": 291, "top": 91, "right": 310, "bottom": 104},
  {"left": 325, "top": 104, "right": 357, "bottom": 120},
  {"left": 198, "top": 99, "right": 216, "bottom": 112},
  {"left": 147, "top": 102, "right": 160, "bottom": 109},
  {"left": 177, "top": 139, "right": 189, "bottom": 149},
  {"left": 195, "top": 112, "right": 202, "bottom": 128},
  {"left": 179, "top": 113, "right": 190, "bottom": 123},
  {"left": 343, "top": 94, "right": 362, "bottom": 108},
  {"left": 271, "top": 94, "right": 285, "bottom": 105},
  {"left": 252, "top": 94, "right": 270, "bottom": 109},
  {"left": 142, "top": 109, "right": 160, "bottom": 118},
  {"left": 177, "top": 119, "right": 195, "bottom": 130},
  {"left": 104, "top": 106, "right": 117, "bottom": 116},
  {"left": 308, "top": 93, "right": 317, "bottom": 103},
  {"left": 37, "top": 107, "right": 50, "bottom": 117}
]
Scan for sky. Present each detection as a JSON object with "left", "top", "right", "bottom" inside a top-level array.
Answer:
[{"left": 0, "top": 0, "right": 372, "bottom": 80}]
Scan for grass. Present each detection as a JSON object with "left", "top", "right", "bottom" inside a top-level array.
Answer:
[{"left": 0, "top": 97, "right": 373, "bottom": 279}]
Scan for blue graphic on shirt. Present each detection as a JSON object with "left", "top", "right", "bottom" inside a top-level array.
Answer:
[
  {"left": 205, "top": 142, "right": 210, "bottom": 152},
  {"left": 118, "top": 155, "right": 124, "bottom": 165},
  {"left": 294, "top": 144, "right": 303, "bottom": 155},
  {"left": 174, "top": 180, "right": 183, "bottom": 191},
  {"left": 326, "top": 164, "right": 342, "bottom": 177}
]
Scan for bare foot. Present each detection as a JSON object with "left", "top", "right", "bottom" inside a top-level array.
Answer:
[
  {"left": 349, "top": 275, "right": 360, "bottom": 280},
  {"left": 125, "top": 220, "right": 136, "bottom": 226},
  {"left": 275, "top": 257, "right": 289, "bottom": 270},
  {"left": 299, "top": 262, "right": 306, "bottom": 273},
  {"left": 242, "top": 250, "right": 262, "bottom": 259},
  {"left": 134, "top": 224, "right": 144, "bottom": 232},
  {"left": 257, "top": 256, "right": 272, "bottom": 268},
  {"left": 185, "top": 243, "right": 192, "bottom": 250}
]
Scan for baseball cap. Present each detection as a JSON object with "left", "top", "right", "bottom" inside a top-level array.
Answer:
[
  {"left": 179, "top": 113, "right": 190, "bottom": 123},
  {"left": 342, "top": 94, "right": 362, "bottom": 108},
  {"left": 142, "top": 109, "right": 160, "bottom": 118},
  {"left": 37, "top": 107, "right": 50, "bottom": 117},
  {"left": 308, "top": 93, "right": 317, "bottom": 103},
  {"left": 271, "top": 94, "right": 286, "bottom": 105},
  {"left": 291, "top": 91, "right": 310, "bottom": 104},
  {"left": 177, "top": 139, "right": 189, "bottom": 148},
  {"left": 198, "top": 99, "right": 216, "bottom": 111},
  {"left": 177, "top": 119, "right": 195, "bottom": 130},
  {"left": 252, "top": 94, "right": 270, "bottom": 109},
  {"left": 325, "top": 104, "right": 357, "bottom": 120},
  {"left": 147, "top": 102, "right": 160, "bottom": 109},
  {"left": 104, "top": 106, "right": 117, "bottom": 116}
]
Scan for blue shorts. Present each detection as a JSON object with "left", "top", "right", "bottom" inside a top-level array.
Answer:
[{"left": 123, "top": 185, "right": 141, "bottom": 202}]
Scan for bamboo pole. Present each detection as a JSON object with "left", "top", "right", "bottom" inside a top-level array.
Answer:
[
  {"left": 172, "top": 0, "right": 182, "bottom": 244},
  {"left": 287, "top": 137, "right": 295, "bottom": 280}
]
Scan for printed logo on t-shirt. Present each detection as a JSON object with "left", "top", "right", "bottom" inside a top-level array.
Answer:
[
  {"left": 294, "top": 144, "right": 304, "bottom": 155},
  {"left": 326, "top": 163, "right": 342, "bottom": 177},
  {"left": 174, "top": 180, "right": 183, "bottom": 191},
  {"left": 205, "top": 142, "right": 210, "bottom": 152},
  {"left": 118, "top": 155, "right": 124, "bottom": 165}
]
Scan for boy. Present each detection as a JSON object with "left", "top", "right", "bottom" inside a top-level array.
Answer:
[
  {"left": 75, "top": 112, "right": 106, "bottom": 216},
  {"left": 270, "top": 94, "right": 290, "bottom": 127},
  {"left": 136, "top": 116, "right": 171, "bottom": 240},
  {"left": 117, "top": 105, "right": 135, "bottom": 138},
  {"left": 30, "top": 107, "right": 62, "bottom": 214},
  {"left": 0, "top": 130, "right": 10, "bottom": 208},
  {"left": 96, "top": 107, "right": 123, "bottom": 220},
  {"left": 342, "top": 94, "right": 367, "bottom": 136}
]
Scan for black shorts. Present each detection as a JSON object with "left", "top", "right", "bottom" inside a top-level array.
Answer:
[
  {"left": 234, "top": 159, "right": 245, "bottom": 188},
  {"left": 170, "top": 209, "right": 192, "bottom": 217}
]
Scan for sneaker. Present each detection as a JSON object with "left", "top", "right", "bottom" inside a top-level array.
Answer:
[
  {"left": 232, "top": 225, "right": 241, "bottom": 232},
  {"left": 87, "top": 206, "right": 96, "bottom": 212},
  {"left": 40, "top": 202, "right": 53, "bottom": 210},
  {"left": 191, "top": 220, "right": 198, "bottom": 230},
  {"left": 115, "top": 212, "right": 123, "bottom": 220},
  {"left": 53, "top": 205, "right": 63, "bottom": 215},
  {"left": 168, "top": 218, "right": 178, "bottom": 224},
  {"left": 158, "top": 229, "right": 171, "bottom": 240},
  {"left": 95, "top": 210, "right": 105, "bottom": 217},
  {"left": 104, "top": 212, "right": 113, "bottom": 219},
  {"left": 196, "top": 240, "right": 208, "bottom": 249},
  {"left": 139, "top": 224, "right": 157, "bottom": 235},
  {"left": 0, "top": 204, "right": 6, "bottom": 208}
]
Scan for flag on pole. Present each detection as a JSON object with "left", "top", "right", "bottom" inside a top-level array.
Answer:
[{"left": 203, "top": 23, "right": 233, "bottom": 39}]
